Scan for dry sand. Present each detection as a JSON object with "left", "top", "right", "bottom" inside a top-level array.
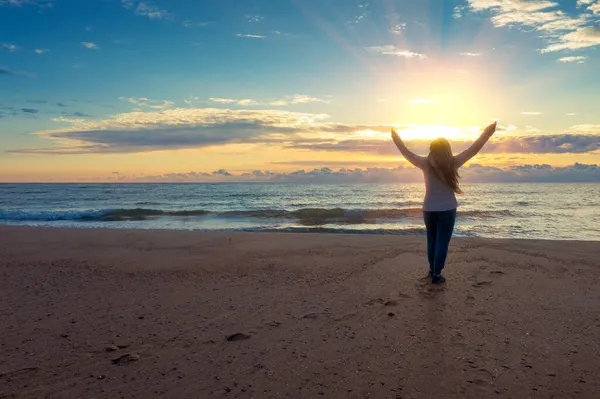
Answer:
[{"left": 1, "top": 225, "right": 599, "bottom": 398}]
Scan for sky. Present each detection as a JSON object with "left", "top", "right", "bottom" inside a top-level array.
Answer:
[{"left": 0, "top": 0, "right": 599, "bottom": 182}]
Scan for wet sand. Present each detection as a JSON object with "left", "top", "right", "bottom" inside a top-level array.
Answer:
[{"left": 1, "top": 225, "right": 599, "bottom": 398}]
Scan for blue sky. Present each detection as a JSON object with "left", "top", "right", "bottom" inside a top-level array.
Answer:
[{"left": 1, "top": 0, "right": 599, "bottom": 181}]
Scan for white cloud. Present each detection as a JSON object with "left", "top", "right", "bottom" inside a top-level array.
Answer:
[
  {"left": 577, "top": 0, "right": 595, "bottom": 5},
  {"left": 460, "top": 52, "right": 482, "bottom": 56},
  {"left": 348, "top": 2, "right": 370, "bottom": 25},
  {"left": 570, "top": 124, "right": 600, "bottom": 133},
  {"left": 119, "top": 97, "right": 174, "bottom": 110},
  {"left": 122, "top": 0, "right": 168, "bottom": 20},
  {"left": 0, "top": 0, "right": 53, "bottom": 7},
  {"left": 589, "top": 2, "right": 600, "bottom": 13},
  {"left": 35, "top": 48, "right": 49, "bottom": 54},
  {"left": 236, "top": 99, "right": 258, "bottom": 106},
  {"left": 284, "top": 95, "right": 328, "bottom": 104},
  {"left": 1, "top": 43, "right": 19, "bottom": 51},
  {"left": 558, "top": 55, "right": 587, "bottom": 63},
  {"left": 209, "top": 98, "right": 258, "bottom": 106},
  {"left": 454, "top": 5, "right": 466, "bottom": 19},
  {"left": 208, "top": 98, "right": 237, "bottom": 104},
  {"left": 366, "top": 45, "right": 427, "bottom": 59},
  {"left": 149, "top": 100, "right": 175, "bottom": 109},
  {"left": 566, "top": 113, "right": 578, "bottom": 116},
  {"left": 390, "top": 23, "right": 406, "bottom": 35},
  {"left": 467, "top": 0, "right": 600, "bottom": 53},
  {"left": 409, "top": 98, "right": 435, "bottom": 104},
  {"left": 245, "top": 14, "right": 263, "bottom": 23},
  {"left": 81, "top": 42, "right": 99, "bottom": 50},
  {"left": 541, "top": 26, "right": 600, "bottom": 52},
  {"left": 521, "top": 111, "right": 542, "bottom": 115},
  {"left": 236, "top": 34, "right": 266, "bottom": 39},
  {"left": 210, "top": 95, "right": 329, "bottom": 107}
]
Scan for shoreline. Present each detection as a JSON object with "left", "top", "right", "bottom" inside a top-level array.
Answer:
[
  {"left": 2, "top": 225, "right": 600, "bottom": 398},
  {"left": 2, "top": 224, "right": 599, "bottom": 242}
]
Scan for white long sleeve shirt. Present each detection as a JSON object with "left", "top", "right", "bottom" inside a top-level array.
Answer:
[{"left": 393, "top": 132, "right": 493, "bottom": 212}]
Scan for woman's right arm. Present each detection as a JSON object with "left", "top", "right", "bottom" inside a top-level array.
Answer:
[
  {"left": 454, "top": 121, "right": 497, "bottom": 168},
  {"left": 391, "top": 128, "right": 426, "bottom": 169}
]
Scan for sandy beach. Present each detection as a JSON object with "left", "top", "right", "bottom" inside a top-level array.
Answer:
[{"left": 1, "top": 225, "right": 599, "bottom": 398}]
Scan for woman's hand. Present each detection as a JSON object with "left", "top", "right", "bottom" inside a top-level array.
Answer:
[{"left": 484, "top": 121, "right": 497, "bottom": 137}]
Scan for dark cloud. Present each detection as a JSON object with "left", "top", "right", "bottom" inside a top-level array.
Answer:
[
  {"left": 61, "top": 111, "right": 92, "bottom": 118},
  {"left": 20, "top": 108, "right": 39, "bottom": 114},
  {"left": 288, "top": 134, "right": 600, "bottom": 155},
  {"left": 11, "top": 122, "right": 301, "bottom": 154},
  {"left": 7, "top": 106, "right": 599, "bottom": 156},
  {"left": 56, "top": 102, "right": 67, "bottom": 107},
  {"left": 132, "top": 163, "right": 600, "bottom": 183}
]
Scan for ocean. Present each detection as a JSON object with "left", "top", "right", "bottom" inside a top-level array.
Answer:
[{"left": 0, "top": 183, "right": 599, "bottom": 241}]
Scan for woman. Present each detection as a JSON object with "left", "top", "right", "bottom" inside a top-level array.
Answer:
[{"left": 391, "top": 121, "right": 497, "bottom": 284}]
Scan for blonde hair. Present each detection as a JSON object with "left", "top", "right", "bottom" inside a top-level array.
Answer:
[{"left": 428, "top": 138, "right": 463, "bottom": 194}]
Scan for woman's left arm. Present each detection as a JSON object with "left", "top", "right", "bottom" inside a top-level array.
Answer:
[{"left": 454, "top": 121, "right": 497, "bottom": 168}]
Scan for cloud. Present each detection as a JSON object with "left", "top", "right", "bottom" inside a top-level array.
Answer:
[
  {"left": 0, "top": 0, "right": 53, "bottom": 7},
  {"left": 1, "top": 43, "right": 19, "bottom": 52},
  {"left": 209, "top": 95, "right": 328, "bottom": 107},
  {"left": 390, "top": 23, "right": 406, "bottom": 35},
  {"left": 366, "top": 45, "right": 427, "bottom": 59},
  {"left": 209, "top": 97, "right": 257, "bottom": 106},
  {"left": 212, "top": 169, "right": 232, "bottom": 176},
  {"left": 467, "top": 0, "right": 600, "bottom": 53},
  {"left": 589, "top": 2, "right": 600, "bottom": 13},
  {"left": 460, "top": 52, "right": 482, "bottom": 56},
  {"left": 132, "top": 163, "right": 600, "bottom": 183},
  {"left": 235, "top": 34, "right": 266, "bottom": 39},
  {"left": 34, "top": 49, "right": 49, "bottom": 54},
  {"left": 409, "top": 98, "right": 435, "bottom": 104},
  {"left": 183, "top": 20, "right": 211, "bottom": 28},
  {"left": 20, "top": 108, "right": 39, "bottom": 114},
  {"left": 286, "top": 134, "right": 600, "bottom": 156},
  {"left": 558, "top": 55, "right": 587, "bottom": 63},
  {"left": 570, "top": 124, "right": 600, "bottom": 133},
  {"left": 119, "top": 97, "right": 175, "bottom": 110},
  {"left": 61, "top": 111, "right": 92, "bottom": 118},
  {"left": 9, "top": 108, "right": 330, "bottom": 154},
  {"left": 348, "top": 2, "right": 370, "bottom": 25},
  {"left": 9, "top": 106, "right": 599, "bottom": 156},
  {"left": 521, "top": 111, "right": 542, "bottom": 115},
  {"left": 454, "top": 5, "right": 467, "bottom": 19},
  {"left": 274, "top": 95, "right": 329, "bottom": 105},
  {"left": 81, "top": 42, "right": 99, "bottom": 50},
  {"left": 122, "top": 0, "right": 168, "bottom": 20},
  {"left": 149, "top": 100, "right": 175, "bottom": 109},
  {"left": 0, "top": 66, "right": 35, "bottom": 77},
  {"left": 245, "top": 14, "right": 263, "bottom": 23},
  {"left": 541, "top": 26, "right": 600, "bottom": 53}
]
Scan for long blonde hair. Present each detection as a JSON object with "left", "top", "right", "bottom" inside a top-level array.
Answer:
[{"left": 428, "top": 138, "right": 463, "bottom": 194}]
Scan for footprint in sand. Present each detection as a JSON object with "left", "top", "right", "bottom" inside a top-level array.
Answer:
[{"left": 472, "top": 280, "right": 493, "bottom": 288}]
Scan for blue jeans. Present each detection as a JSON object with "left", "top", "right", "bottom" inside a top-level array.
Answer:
[{"left": 423, "top": 209, "right": 456, "bottom": 276}]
